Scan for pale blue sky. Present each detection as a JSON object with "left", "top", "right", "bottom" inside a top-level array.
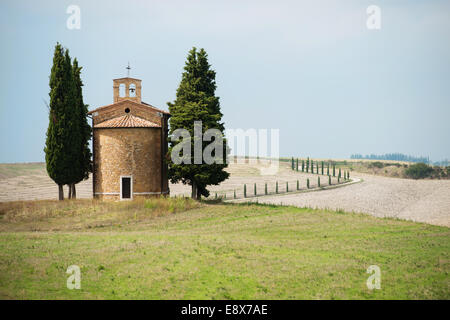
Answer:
[{"left": 1, "top": 0, "right": 449, "bottom": 163}]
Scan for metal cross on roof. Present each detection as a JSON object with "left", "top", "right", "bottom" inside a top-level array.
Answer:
[{"left": 126, "top": 62, "right": 131, "bottom": 77}]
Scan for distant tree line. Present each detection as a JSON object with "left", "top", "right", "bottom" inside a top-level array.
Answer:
[
  {"left": 432, "top": 159, "right": 450, "bottom": 167},
  {"left": 350, "top": 153, "right": 429, "bottom": 164}
]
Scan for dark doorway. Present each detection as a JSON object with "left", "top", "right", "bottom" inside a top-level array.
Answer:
[{"left": 121, "top": 177, "right": 131, "bottom": 199}]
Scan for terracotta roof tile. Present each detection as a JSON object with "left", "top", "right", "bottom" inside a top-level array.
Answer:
[{"left": 95, "top": 114, "right": 160, "bottom": 128}]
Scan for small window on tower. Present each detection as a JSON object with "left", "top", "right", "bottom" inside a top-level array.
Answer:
[{"left": 119, "top": 83, "right": 126, "bottom": 97}]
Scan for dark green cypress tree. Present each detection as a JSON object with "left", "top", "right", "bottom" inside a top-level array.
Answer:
[
  {"left": 244, "top": 184, "right": 247, "bottom": 198},
  {"left": 44, "top": 43, "right": 76, "bottom": 200},
  {"left": 296, "top": 158, "right": 299, "bottom": 171},
  {"left": 302, "top": 160, "right": 305, "bottom": 172},
  {"left": 333, "top": 163, "right": 336, "bottom": 177},
  {"left": 318, "top": 176, "right": 320, "bottom": 187},
  {"left": 307, "top": 178, "right": 310, "bottom": 189},
  {"left": 63, "top": 49, "right": 79, "bottom": 199},
  {"left": 339, "top": 168, "right": 342, "bottom": 179},
  {"left": 254, "top": 183, "right": 257, "bottom": 196},
  {"left": 306, "top": 157, "right": 309, "bottom": 172},
  {"left": 321, "top": 161, "right": 324, "bottom": 175},
  {"left": 168, "top": 48, "right": 229, "bottom": 199},
  {"left": 291, "top": 157, "right": 294, "bottom": 170},
  {"left": 328, "top": 175, "right": 331, "bottom": 185},
  {"left": 327, "top": 162, "right": 330, "bottom": 175},
  {"left": 265, "top": 183, "right": 268, "bottom": 195},
  {"left": 70, "top": 58, "right": 92, "bottom": 198}
]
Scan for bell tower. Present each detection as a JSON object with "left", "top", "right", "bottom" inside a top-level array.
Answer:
[{"left": 112, "top": 64, "right": 142, "bottom": 103}]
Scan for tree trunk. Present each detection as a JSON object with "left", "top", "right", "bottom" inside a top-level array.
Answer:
[
  {"left": 191, "top": 182, "right": 197, "bottom": 199},
  {"left": 196, "top": 188, "right": 201, "bottom": 200},
  {"left": 68, "top": 184, "right": 72, "bottom": 199},
  {"left": 58, "top": 184, "right": 64, "bottom": 201},
  {"left": 72, "top": 184, "right": 77, "bottom": 199}
]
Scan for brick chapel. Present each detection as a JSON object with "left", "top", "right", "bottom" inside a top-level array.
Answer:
[{"left": 87, "top": 76, "right": 170, "bottom": 200}]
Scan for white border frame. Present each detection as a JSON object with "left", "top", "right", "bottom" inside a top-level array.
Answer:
[{"left": 120, "top": 175, "right": 133, "bottom": 200}]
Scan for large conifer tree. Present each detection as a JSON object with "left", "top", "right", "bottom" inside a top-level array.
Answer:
[
  {"left": 70, "top": 58, "right": 92, "bottom": 198},
  {"left": 45, "top": 43, "right": 75, "bottom": 200},
  {"left": 45, "top": 44, "right": 91, "bottom": 200},
  {"left": 168, "top": 47, "right": 229, "bottom": 199}
]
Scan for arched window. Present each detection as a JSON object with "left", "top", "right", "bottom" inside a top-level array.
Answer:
[
  {"left": 129, "top": 83, "right": 136, "bottom": 97},
  {"left": 119, "top": 83, "right": 126, "bottom": 97}
]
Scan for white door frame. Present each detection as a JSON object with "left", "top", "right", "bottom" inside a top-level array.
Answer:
[{"left": 120, "top": 175, "right": 133, "bottom": 200}]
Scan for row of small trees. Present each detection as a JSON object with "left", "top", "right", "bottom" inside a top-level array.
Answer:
[
  {"left": 44, "top": 43, "right": 91, "bottom": 200},
  {"left": 204, "top": 160, "right": 354, "bottom": 199},
  {"left": 291, "top": 157, "right": 350, "bottom": 179},
  {"left": 209, "top": 173, "right": 351, "bottom": 199}
]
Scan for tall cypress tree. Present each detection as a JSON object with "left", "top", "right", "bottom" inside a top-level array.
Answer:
[
  {"left": 45, "top": 43, "right": 75, "bottom": 200},
  {"left": 64, "top": 49, "right": 78, "bottom": 199},
  {"left": 168, "top": 47, "right": 229, "bottom": 199},
  {"left": 70, "top": 58, "right": 92, "bottom": 198}
]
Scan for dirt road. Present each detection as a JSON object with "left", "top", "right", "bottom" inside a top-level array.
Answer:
[{"left": 236, "top": 173, "right": 450, "bottom": 227}]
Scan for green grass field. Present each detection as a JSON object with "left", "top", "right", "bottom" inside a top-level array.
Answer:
[{"left": 0, "top": 199, "right": 448, "bottom": 299}]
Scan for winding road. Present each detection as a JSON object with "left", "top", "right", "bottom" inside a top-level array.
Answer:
[{"left": 231, "top": 173, "right": 450, "bottom": 227}]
